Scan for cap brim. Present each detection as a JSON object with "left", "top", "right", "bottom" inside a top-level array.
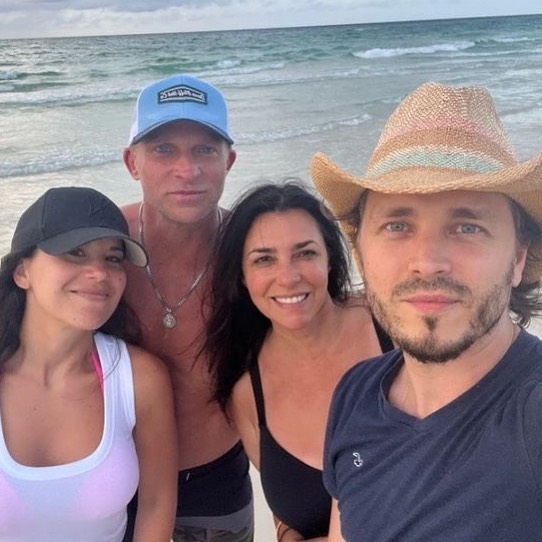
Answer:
[
  {"left": 130, "top": 117, "right": 234, "bottom": 146},
  {"left": 38, "top": 227, "right": 148, "bottom": 267}
]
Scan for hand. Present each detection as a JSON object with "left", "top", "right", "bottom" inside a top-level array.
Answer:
[{"left": 278, "top": 527, "right": 305, "bottom": 542}]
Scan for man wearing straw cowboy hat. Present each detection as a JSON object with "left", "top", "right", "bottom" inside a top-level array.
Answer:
[{"left": 311, "top": 82, "right": 542, "bottom": 541}]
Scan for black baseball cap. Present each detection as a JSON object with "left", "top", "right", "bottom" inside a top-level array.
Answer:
[{"left": 11, "top": 186, "right": 148, "bottom": 267}]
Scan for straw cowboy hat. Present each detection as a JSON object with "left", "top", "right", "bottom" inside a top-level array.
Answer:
[{"left": 311, "top": 81, "right": 542, "bottom": 282}]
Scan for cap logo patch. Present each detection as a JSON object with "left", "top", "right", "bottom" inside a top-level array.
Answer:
[{"left": 158, "top": 84, "right": 208, "bottom": 105}]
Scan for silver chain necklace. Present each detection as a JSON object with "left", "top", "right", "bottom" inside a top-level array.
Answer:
[{"left": 138, "top": 203, "right": 216, "bottom": 329}]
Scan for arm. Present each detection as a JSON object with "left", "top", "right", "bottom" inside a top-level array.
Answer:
[
  {"left": 327, "top": 500, "right": 345, "bottom": 542},
  {"left": 275, "top": 501, "right": 337, "bottom": 542},
  {"left": 129, "top": 345, "right": 178, "bottom": 542},
  {"left": 275, "top": 518, "right": 305, "bottom": 542},
  {"left": 228, "top": 372, "right": 262, "bottom": 470},
  {"left": 277, "top": 501, "right": 341, "bottom": 542}
]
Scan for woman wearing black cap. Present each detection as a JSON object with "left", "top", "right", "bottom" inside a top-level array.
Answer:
[{"left": 0, "top": 187, "right": 177, "bottom": 542}]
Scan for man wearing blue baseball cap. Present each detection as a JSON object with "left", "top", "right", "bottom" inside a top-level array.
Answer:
[{"left": 121, "top": 75, "right": 253, "bottom": 542}]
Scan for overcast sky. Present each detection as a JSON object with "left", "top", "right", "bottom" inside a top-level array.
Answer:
[{"left": 1, "top": 0, "right": 540, "bottom": 40}]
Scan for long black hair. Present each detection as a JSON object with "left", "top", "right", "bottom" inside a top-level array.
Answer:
[{"left": 205, "top": 180, "right": 353, "bottom": 412}]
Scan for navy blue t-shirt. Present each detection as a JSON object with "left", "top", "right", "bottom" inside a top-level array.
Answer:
[{"left": 324, "top": 329, "right": 542, "bottom": 541}]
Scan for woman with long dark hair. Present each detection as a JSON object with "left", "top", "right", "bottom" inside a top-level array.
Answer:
[
  {"left": 0, "top": 186, "right": 177, "bottom": 542},
  {"left": 205, "top": 181, "right": 393, "bottom": 541}
]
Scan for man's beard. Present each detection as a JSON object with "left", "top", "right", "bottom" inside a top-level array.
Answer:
[{"left": 366, "top": 265, "right": 514, "bottom": 364}]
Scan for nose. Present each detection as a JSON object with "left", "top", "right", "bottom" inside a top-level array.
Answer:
[
  {"left": 276, "top": 261, "right": 302, "bottom": 286},
  {"left": 173, "top": 153, "right": 201, "bottom": 178},
  {"left": 84, "top": 258, "right": 109, "bottom": 281},
  {"left": 407, "top": 232, "right": 452, "bottom": 277}
]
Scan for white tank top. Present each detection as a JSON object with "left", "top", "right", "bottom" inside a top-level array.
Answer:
[{"left": 0, "top": 333, "right": 139, "bottom": 542}]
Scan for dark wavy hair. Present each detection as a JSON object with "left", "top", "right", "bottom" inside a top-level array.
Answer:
[
  {"left": 0, "top": 249, "right": 141, "bottom": 369},
  {"left": 508, "top": 199, "right": 542, "bottom": 327},
  {"left": 205, "top": 180, "right": 353, "bottom": 412}
]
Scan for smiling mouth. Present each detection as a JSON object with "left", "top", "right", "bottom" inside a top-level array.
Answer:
[{"left": 273, "top": 294, "right": 309, "bottom": 305}]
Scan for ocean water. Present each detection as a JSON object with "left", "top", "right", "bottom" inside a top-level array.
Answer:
[{"left": 1, "top": 14, "right": 542, "bottom": 252}]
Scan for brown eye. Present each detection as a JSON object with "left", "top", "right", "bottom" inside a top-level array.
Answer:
[{"left": 66, "top": 247, "right": 85, "bottom": 257}]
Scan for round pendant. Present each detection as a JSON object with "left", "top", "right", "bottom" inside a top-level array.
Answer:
[{"left": 163, "top": 312, "right": 177, "bottom": 329}]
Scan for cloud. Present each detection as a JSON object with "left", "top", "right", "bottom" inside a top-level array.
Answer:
[
  {"left": 3, "top": 0, "right": 247, "bottom": 13},
  {"left": 0, "top": 0, "right": 365, "bottom": 39},
  {"left": 1, "top": 0, "right": 540, "bottom": 39}
]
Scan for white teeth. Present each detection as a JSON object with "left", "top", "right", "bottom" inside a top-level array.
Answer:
[{"left": 274, "top": 294, "right": 307, "bottom": 304}]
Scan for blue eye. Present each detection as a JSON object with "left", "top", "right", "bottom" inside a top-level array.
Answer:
[
  {"left": 197, "top": 145, "right": 218, "bottom": 155},
  {"left": 155, "top": 143, "right": 174, "bottom": 154},
  {"left": 385, "top": 222, "right": 407, "bottom": 233},
  {"left": 456, "top": 224, "right": 481, "bottom": 234}
]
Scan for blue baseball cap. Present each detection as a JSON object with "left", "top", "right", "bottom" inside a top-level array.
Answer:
[{"left": 128, "top": 74, "right": 233, "bottom": 145}]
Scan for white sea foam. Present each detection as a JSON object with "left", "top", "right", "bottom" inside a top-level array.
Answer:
[
  {"left": 216, "top": 59, "right": 242, "bottom": 69},
  {"left": 353, "top": 41, "right": 475, "bottom": 59},
  {"left": 236, "top": 114, "right": 372, "bottom": 144},
  {"left": 493, "top": 36, "right": 531, "bottom": 43},
  {"left": 0, "top": 150, "right": 120, "bottom": 179},
  {"left": 0, "top": 70, "right": 17, "bottom": 81}
]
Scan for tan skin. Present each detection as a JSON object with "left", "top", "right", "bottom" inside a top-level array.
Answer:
[
  {"left": 327, "top": 191, "right": 528, "bottom": 542},
  {"left": 228, "top": 210, "right": 385, "bottom": 542},
  {"left": 122, "top": 120, "right": 238, "bottom": 469},
  {"left": 0, "top": 240, "right": 177, "bottom": 542}
]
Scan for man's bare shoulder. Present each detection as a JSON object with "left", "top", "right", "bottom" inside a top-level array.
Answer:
[{"left": 122, "top": 201, "right": 141, "bottom": 225}]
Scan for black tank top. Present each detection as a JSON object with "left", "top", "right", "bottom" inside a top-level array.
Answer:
[
  {"left": 249, "top": 319, "right": 393, "bottom": 538},
  {"left": 250, "top": 362, "right": 330, "bottom": 538}
]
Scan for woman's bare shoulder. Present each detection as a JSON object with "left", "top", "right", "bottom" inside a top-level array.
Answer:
[{"left": 125, "top": 343, "right": 171, "bottom": 383}]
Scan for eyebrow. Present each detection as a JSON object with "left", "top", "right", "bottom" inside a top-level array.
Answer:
[
  {"left": 377, "top": 206, "right": 414, "bottom": 218},
  {"left": 246, "top": 239, "right": 317, "bottom": 255},
  {"left": 449, "top": 206, "right": 497, "bottom": 220},
  {"left": 374, "top": 205, "right": 497, "bottom": 220}
]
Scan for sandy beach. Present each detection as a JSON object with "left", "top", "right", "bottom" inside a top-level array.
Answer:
[{"left": 252, "top": 466, "right": 274, "bottom": 541}]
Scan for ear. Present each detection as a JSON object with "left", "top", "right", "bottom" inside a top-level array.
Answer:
[
  {"left": 123, "top": 147, "right": 140, "bottom": 180},
  {"left": 226, "top": 149, "right": 237, "bottom": 172},
  {"left": 511, "top": 244, "right": 528, "bottom": 287},
  {"left": 13, "top": 260, "right": 30, "bottom": 290}
]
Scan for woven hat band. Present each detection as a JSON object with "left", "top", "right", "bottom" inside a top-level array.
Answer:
[{"left": 367, "top": 127, "right": 518, "bottom": 181}]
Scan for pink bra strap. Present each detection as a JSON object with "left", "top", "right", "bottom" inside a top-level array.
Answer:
[{"left": 90, "top": 349, "right": 104, "bottom": 391}]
